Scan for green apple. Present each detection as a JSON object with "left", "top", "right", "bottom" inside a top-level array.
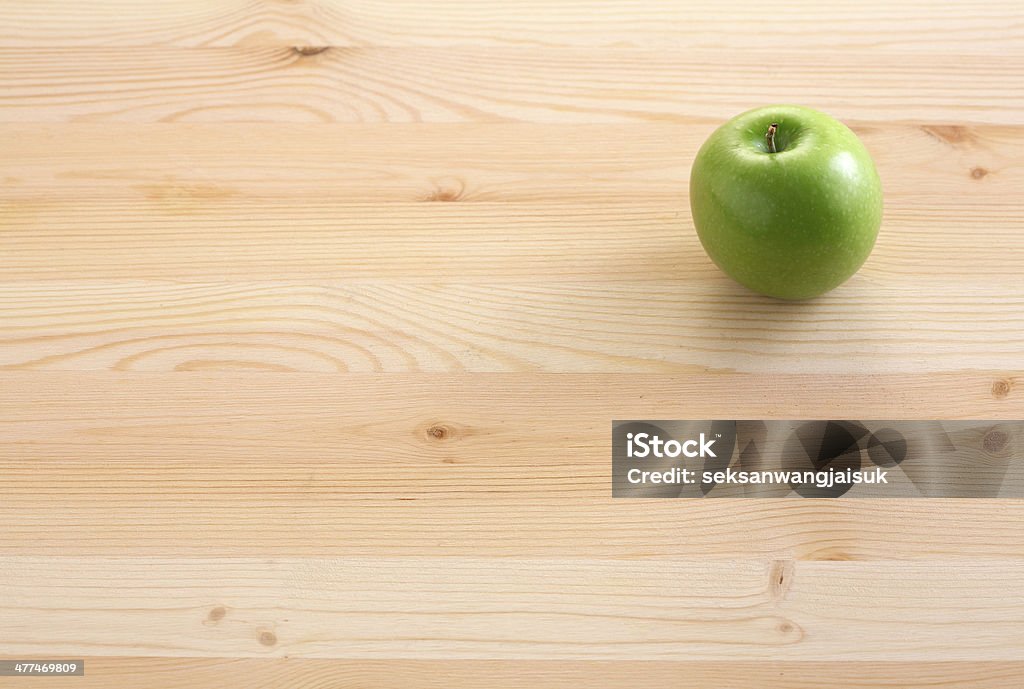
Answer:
[{"left": 689, "top": 105, "right": 882, "bottom": 300}]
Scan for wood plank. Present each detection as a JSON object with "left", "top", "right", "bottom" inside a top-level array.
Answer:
[
  {"left": 1, "top": 122, "right": 1019, "bottom": 204},
  {"left": 2, "top": 281, "right": 1022, "bottom": 373},
  {"left": 0, "top": 1, "right": 1019, "bottom": 53},
  {"left": 0, "top": 48, "right": 1020, "bottom": 124},
  {"left": 1, "top": 372, "right": 1021, "bottom": 559},
  {"left": 1, "top": 556, "right": 1022, "bottom": 659},
  {"left": 1, "top": 203, "right": 1020, "bottom": 283},
  {"left": 17, "top": 658, "right": 1024, "bottom": 689},
  {"left": 3, "top": 123, "right": 1020, "bottom": 290}
]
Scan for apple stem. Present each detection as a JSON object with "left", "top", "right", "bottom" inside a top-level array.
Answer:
[{"left": 766, "top": 123, "right": 779, "bottom": 154}]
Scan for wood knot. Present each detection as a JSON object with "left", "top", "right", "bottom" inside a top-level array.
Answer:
[
  {"left": 422, "top": 177, "right": 467, "bottom": 202},
  {"left": 768, "top": 560, "right": 794, "bottom": 601},
  {"left": 292, "top": 46, "right": 330, "bottom": 57},
  {"left": 992, "top": 378, "right": 1013, "bottom": 399},
  {"left": 983, "top": 429, "right": 1008, "bottom": 454},
  {"left": 426, "top": 423, "right": 452, "bottom": 440},
  {"left": 207, "top": 606, "right": 226, "bottom": 622},
  {"left": 423, "top": 187, "right": 462, "bottom": 202},
  {"left": 259, "top": 630, "right": 278, "bottom": 646},
  {"left": 970, "top": 166, "right": 989, "bottom": 179},
  {"left": 921, "top": 124, "right": 974, "bottom": 146},
  {"left": 773, "top": 618, "right": 804, "bottom": 642}
]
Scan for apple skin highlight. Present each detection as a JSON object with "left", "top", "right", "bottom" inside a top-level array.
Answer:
[{"left": 690, "top": 104, "right": 883, "bottom": 300}]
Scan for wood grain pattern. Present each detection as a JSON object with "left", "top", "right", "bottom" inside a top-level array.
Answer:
[
  {"left": 4, "top": 122, "right": 1018, "bottom": 203},
  {"left": 1, "top": 372, "right": 1020, "bottom": 559},
  {"left": 3, "top": 556, "right": 1023, "bottom": 659},
  {"left": 1, "top": 48, "right": 1021, "bottom": 124},
  {"left": 2, "top": 206, "right": 1021, "bottom": 282},
  {"left": 2, "top": 281, "right": 1023, "bottom": 373},
  {"left": 1, "top": 0, "right": 1023, "bottom": 685},
  {"left": 0, "top": 1, "right": 1020, "bottom": 52},
  {"left": 14, "top": 659, "right": 1024, "bottom": 689}
]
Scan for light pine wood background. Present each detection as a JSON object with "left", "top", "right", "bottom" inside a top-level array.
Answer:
[{"left": 1, "top": 1, "right": 1023, "bottom": 687}]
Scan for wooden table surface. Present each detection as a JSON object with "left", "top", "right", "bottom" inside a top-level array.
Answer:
[{"left": 2, "top": 2, "right": 1023, "bottom": 687}]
